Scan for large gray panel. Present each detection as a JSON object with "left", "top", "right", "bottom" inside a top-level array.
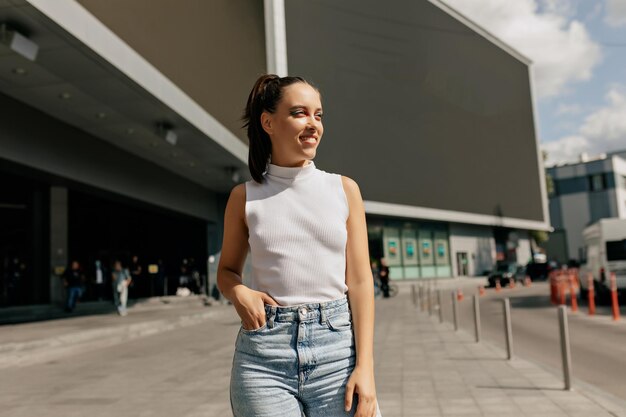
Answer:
[{"left": 285, "top": 0, "right": 544, "bottom": 222}]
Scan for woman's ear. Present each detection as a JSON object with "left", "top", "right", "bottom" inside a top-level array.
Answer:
[{"left": 261, "top": 111, "right": 273, "bottom": 135}]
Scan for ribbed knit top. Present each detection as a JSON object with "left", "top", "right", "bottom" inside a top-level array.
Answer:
[{"left": 245, "top": 160, "right": 349, "bottom": 306}]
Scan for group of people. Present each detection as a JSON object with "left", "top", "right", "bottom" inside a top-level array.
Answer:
[
  {"left": 60, "top": 256, "right": 203, "bottom": 316},
  {"left": 61, "top": 259, "right": 133, "bottom": 316}
]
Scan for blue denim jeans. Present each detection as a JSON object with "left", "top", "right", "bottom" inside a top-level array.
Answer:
[
  {"left": 65, "top": 286, "right": 82, "bottom": 311},
  {"left": 230, "top": 297, "right": 382, "bottom": 417}
]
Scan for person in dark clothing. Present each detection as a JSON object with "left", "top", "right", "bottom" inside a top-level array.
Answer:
[
  {"left": 379, "top": 258, "right": 390, "bottom": 298},
  {"left": 129, "top": 255, "right": 143, "bottom": 298},
  {"left": 62, "top": 260, "right": 85, "bottom": 312}
]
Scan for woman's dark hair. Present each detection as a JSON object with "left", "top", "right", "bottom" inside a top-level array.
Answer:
[{"left": 243, "top": 74, "right": 312, "bottom": 183}]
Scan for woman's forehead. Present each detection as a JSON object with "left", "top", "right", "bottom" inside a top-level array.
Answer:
[{"left": 281, "top": 83, "right": 321, "bottom": 106}]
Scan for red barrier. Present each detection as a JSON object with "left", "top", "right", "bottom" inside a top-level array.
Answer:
[
  {"left": 610, "top": 272, "right": 620, "bottom": 321},
  {"left": 550, "top": 271, "right": 558, "bottom": 304},
  {"left": 587, "top": 272, "right": 595, "bottom": 316},
  {"left": 569, "top": 273, "right": 578, "bottom": 312}
]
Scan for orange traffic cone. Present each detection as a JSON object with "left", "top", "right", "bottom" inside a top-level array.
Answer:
[
  {"left": 456, "top": 288, "right": 464, "bottom": 301},
  {"left": 478, "top": 285, "right": 485, "bottom": 296},
  {"left": 495, "top": 279, "right": 502, "bottom": 292},
  {"left": 524, "top": 276, "right": 531, "bottom": 287}
]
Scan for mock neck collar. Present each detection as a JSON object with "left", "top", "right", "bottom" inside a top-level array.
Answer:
[{"left": 266, "top": 160, "right": 316, "bottom": 179}]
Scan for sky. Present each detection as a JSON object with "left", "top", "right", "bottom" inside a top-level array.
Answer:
[{"left": 439, "top": 0, "right": 626, "bottom": 167}]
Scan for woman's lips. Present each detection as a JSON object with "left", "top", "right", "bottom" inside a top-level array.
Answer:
[{"left": 299, "top": 136, "right": 317, "bottom": 144}]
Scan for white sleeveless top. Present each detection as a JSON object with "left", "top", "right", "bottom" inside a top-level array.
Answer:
[{"left": 245, "top": 160, "right": 349, "bottom": 306}]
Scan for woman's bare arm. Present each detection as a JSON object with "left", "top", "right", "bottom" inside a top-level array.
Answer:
[
  {"left": 217, "top": 183, "right": 278, "bottom": 330},
  {"left": 341, "top": 176, "right": 378, "bottom": 417}
]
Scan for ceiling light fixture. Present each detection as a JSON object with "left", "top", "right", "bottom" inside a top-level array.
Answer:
[
  {"left": 1, "top": 24, "right": 39, "bottom": 61},
  {"left": 226, "top": 167, "right": 240, "bottom": 183},
  {"left": 156, "top": 122, "right": 177, "bottom": 146}
]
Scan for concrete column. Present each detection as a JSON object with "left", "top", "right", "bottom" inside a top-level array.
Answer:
[
  {"left": 49, "top": 187, "right": 68, "bottom": 305},
  {"left": 264, "top": 0, "right": 288, "bottom": 76}
]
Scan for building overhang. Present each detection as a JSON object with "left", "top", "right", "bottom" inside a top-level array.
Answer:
[
  {"left": 365, "top": 200, "right": 553, "bottom": 232},
  {"left": 0, "top": 0, "right": 248, "bottom": 193}
]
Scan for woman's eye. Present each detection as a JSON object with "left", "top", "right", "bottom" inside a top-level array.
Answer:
[
  {"left": 290, "top": 110, "right": 305, "bottom": 116},
  {"left": 315, "top": 113, "right": 324, "bottom": 119}
]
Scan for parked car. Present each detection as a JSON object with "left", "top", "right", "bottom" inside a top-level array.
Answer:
[{"left": 487, "top": 262, "right": 525, "bottom": 287}]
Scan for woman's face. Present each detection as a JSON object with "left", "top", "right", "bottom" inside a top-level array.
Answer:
[{"left": 262, "top": 82, "right": 323, "bottom": 167}]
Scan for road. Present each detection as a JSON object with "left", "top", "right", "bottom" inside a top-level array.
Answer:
[{"left": 437, "top": 282, "right": 626, "bottom": 400}]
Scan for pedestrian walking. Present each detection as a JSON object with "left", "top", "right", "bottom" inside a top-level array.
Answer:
[
  {"left": 112, "top": 260, "right": 131, "bottom": 316},
  {"left": 93, "top": 259, "right": 106, "bottom": 301},
  {"left": 218, "top": 74, "right": 381, "bottom": 417},
  {"left": 62, "top": 260, "right": 85, "bottom": 312},
  {"left": 379, "top": 258, "right": 390, "bottom": 298}
]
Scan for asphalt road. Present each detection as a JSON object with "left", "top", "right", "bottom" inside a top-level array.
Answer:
[{"left": 438, "top": 282, "right": 626, "bottom": 401}]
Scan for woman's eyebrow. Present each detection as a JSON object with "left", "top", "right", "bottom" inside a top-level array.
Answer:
[{"left": 288, "top": 105, "right": 323, "bottom": 111}]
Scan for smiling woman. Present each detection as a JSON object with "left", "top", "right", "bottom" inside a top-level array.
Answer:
[{"left": 217, "top": 74, "right": 382, "bottom": 417}]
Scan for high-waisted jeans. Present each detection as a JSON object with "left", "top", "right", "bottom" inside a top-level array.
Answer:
[{"left": 230, "top": 297, "right": 382, "bottom": 416}]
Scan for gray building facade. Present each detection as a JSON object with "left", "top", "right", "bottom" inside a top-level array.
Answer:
[{"left": 0, "top": 0, "right": 548, "bottom": 310}]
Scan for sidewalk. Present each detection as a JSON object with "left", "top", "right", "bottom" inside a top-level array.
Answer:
[
  {"left": 1, "top": 283, "right": 625, "bottom": 416},
  {"left": 374, "top": 287, "right": 626, "bottom": 417},
  {"left": 0, "top": 295, "right": 219, "bottom": 369}
]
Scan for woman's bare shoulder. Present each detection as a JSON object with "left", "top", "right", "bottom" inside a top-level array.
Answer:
[
  {"left": 340, "top": 175, "right": 362, "bottom": 200},
  {"left": 226, "top": 183, "right": 247, "bottom": 221}
]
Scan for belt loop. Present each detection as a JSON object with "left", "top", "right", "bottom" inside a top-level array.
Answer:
[
  {"left": 319, "top": 303, "right": 326, "bottom": 324},
  {"left": 267, "top": 306, "right": 277, "bottom": 328}
]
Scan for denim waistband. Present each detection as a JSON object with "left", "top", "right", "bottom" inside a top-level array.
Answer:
[{"left": 263, "top": 297, "right": 349, "bottom": 325}]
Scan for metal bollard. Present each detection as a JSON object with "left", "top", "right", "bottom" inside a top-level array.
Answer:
[
  {"left": 437, "top": 290, "right": 444, "bottom": 323},
  {"left": 558, "top": 305, "right": 573, "bottom": 390},
  {"left": 503, "top": 298, "right": 513, "bottom": 360},
  {"left": 419, "top": 284, "right": 425, "bottom": 312},
  {"left": 411, "top": 284, "right": 417, "bottom": 307},
  {"left": 452, "top": 291, "right": 459, "bottom": 331},
  {"left": 428, "top": 287, "right": 433, "bottom": 316},
  {"left": 473, "top": 294, "right": 481, "bottom": 343}
]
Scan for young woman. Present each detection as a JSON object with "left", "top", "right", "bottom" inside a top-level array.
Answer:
[{"left": 218, "top": 74, "right": 381, "bottom": 417}]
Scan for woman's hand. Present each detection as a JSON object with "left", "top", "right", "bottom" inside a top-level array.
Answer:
[
  {"left": 345, "top": 365, "right": 378, "bottom": 417},
  {"left": 232, "top": 285, "right": 278, "bottom": 330}
]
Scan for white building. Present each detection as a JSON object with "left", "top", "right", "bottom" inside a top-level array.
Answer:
[{"left": 545, "top": 151, "right": 626, "bottom": 262}]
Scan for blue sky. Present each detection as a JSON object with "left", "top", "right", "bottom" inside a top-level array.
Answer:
[{"left": 441, "top": 0, "right": 626, "bottom": 166}]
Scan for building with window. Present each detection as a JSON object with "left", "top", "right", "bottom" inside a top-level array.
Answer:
[
  {"left": 545, "top": 151, "right": 626, "bottom": 263},
  {"left": 0, "top": 0, "right": 548, "bottom": 312}
]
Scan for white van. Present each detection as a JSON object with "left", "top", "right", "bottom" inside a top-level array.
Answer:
[{"left": 580, "top": 218, "right": 626, "bottom": 297}]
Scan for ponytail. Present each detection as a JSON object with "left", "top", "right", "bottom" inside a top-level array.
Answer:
[{"left": 243, "top": 74, "right": 309, "bottom": 183}]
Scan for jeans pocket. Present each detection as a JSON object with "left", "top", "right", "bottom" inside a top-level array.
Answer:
[
  {"left": 326, "top": 312, "right": 352, "bottom": 332},
  {"left": 240, "top": 322, "right": 268, "bottom": 335}
]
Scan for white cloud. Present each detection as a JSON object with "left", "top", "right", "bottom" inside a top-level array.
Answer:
[
  {"left": 440, "top": 0, "right": 602, "bottom": 98},
  {"left": 555, "top": 103, "right": 582, "bottom": 116},
  {"left": 606, "top": 0, "right": 626, "bottom": 27},
  {"left": 542, "top": 86, "right": 626, "bottom": 165},
  {"left": 542, "top": 135, "right": 590, "bottom": 166}
]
